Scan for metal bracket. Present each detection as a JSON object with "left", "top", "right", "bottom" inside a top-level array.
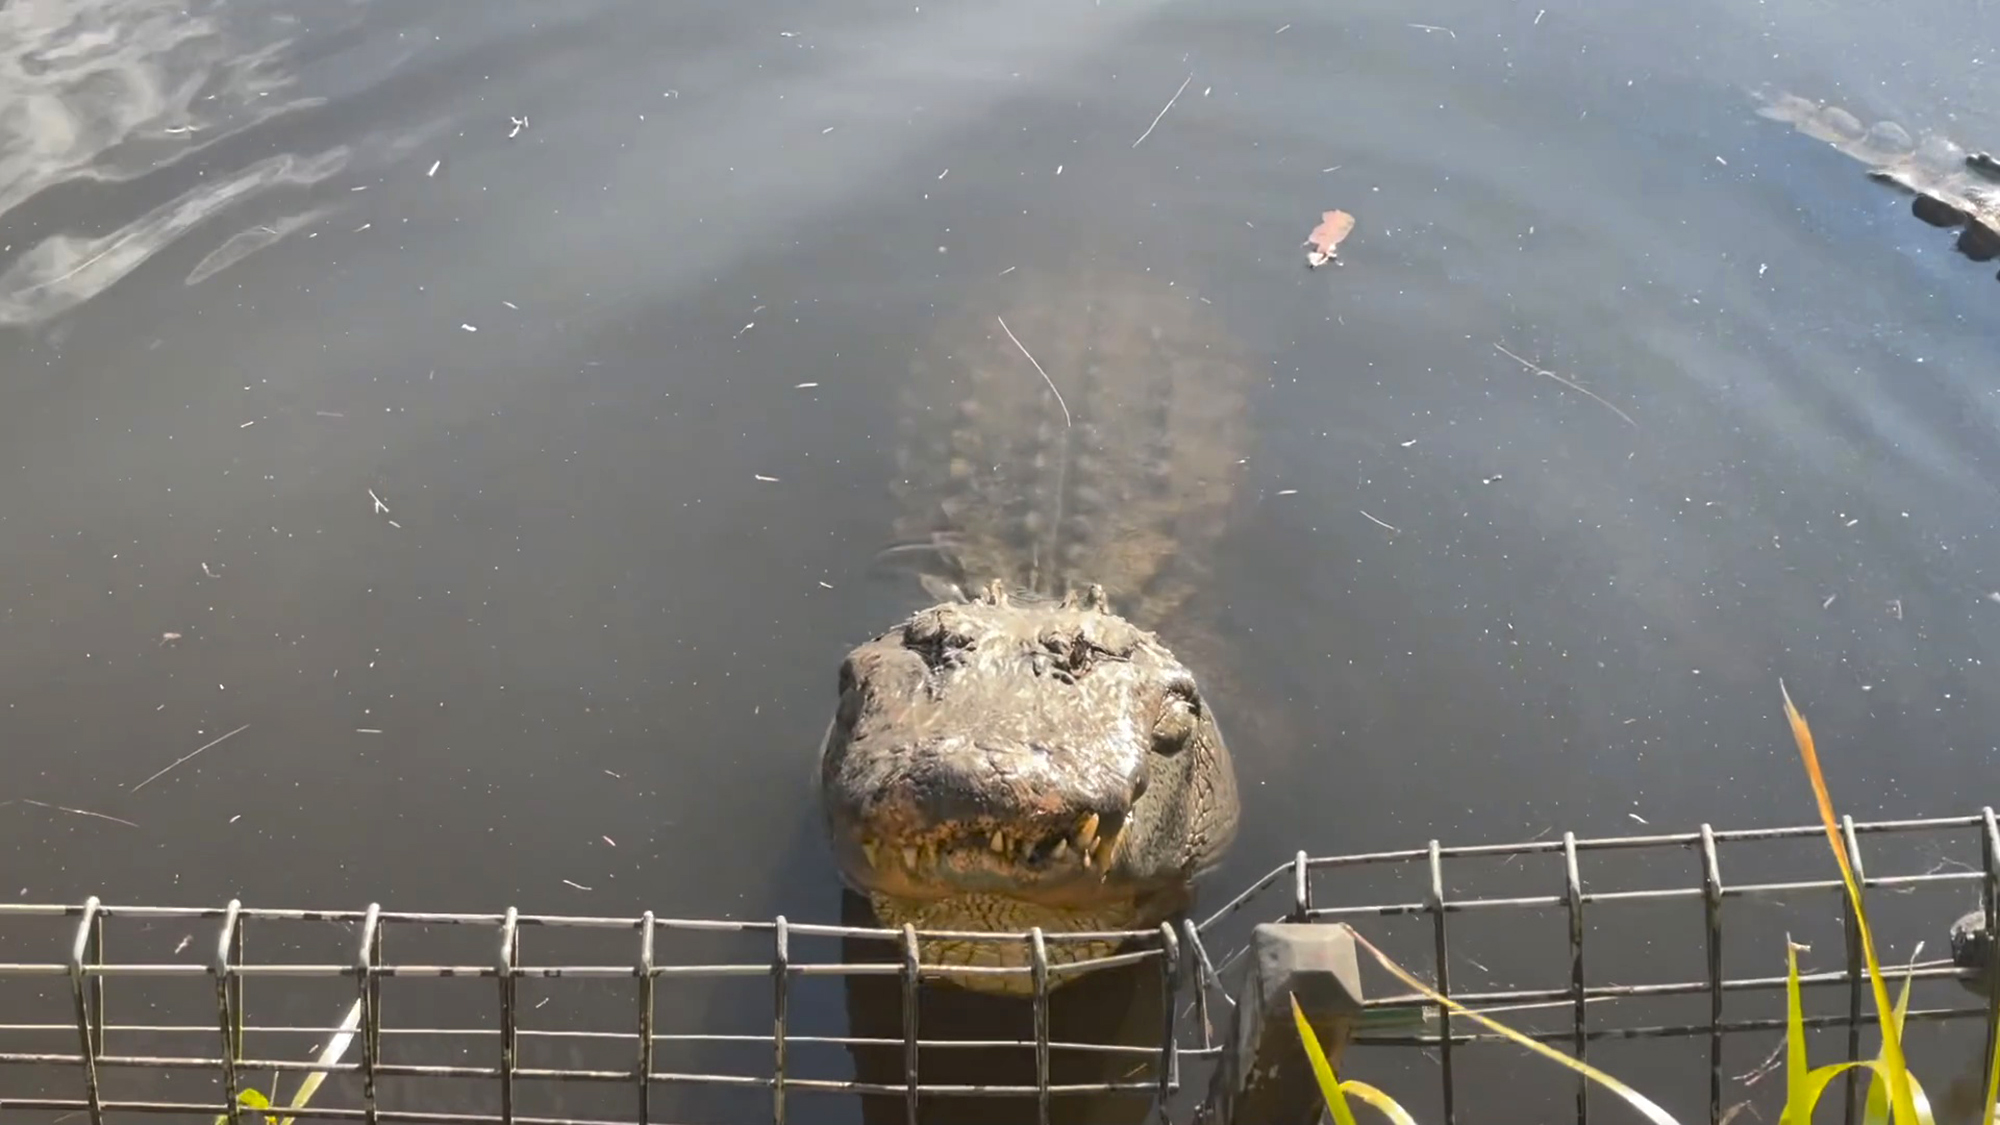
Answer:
[{"left": 1204, "top": 922, "right": 1365, "bottom": 1125}]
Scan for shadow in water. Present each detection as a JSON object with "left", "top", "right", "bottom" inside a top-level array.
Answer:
[{"left": 837, "top": 890, "right": 1171, "bottom": 1125}]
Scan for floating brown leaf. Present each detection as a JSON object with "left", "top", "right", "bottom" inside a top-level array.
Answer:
[{"left": 1304, "top": 209, "right": 1356, "bottom": 268}]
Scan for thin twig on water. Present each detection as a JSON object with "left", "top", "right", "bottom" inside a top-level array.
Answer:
[
  {"left": 1493, "top": 343, "right": 1638, "bottom": 428},
  {"left": 19, "top": 799, "right": 139, "bottom": 828},
  {"left": 1132, "top": 73, "right": 1194, "bottom": 148},
  {"left": 1360, "top": 510, "right": 1401, "bottom": 534},
  {"left": 129, "top": 723, "right": 251, "bottom": 793},
  {"left": 996, "top": 316, "right": 1071, "bottom": 428}
]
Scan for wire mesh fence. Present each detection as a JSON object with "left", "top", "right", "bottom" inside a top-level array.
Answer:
[
  {"left": 1202, "top": 807, "right": 2000, "bottom": 1125},
  {"left": 0, "top": 901, "right": 1200, "bottom": 1125},
  {"left": 4, "top": 808, "right": 1997, "bottom": 1125}
]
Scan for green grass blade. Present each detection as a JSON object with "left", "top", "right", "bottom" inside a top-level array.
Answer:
[
  {"left": 1906, "top": 1072, "right": 1933, "bottom": 1125},
  {"left": 1782, "top": 940, "right": 1811, "bottom": 1125},
  {"left": 278, "top": 998, "right": 363, "bottom": 1125},
  {"left": 1798, "top": 1061, "right": 1880, "bottom": 1122},
  {"left": 1292, "top": 993, "right": 1362, "bottom": 1125},
  {"left": 1780, "top": 681, "right": 1921, "bottom": 1125},
  {"left": 209, "top": 1000, "right": 359, "bottom": 1125},
  {"left": 1346, "top": 928, "right": 1685, "bottom": 1125},
  {"left": 1863, "top": 967, "right": 1935, "bottom": 1125},
  {"left": 1863, "top": 962, "right": 1909, "bottom": 1125},
  {"left": 1985, "top": 987, "right": 2000, "bottom": 1125},
  {"left": 1337, "top": 1078, "right": 1425, "bottom": 1125},
  {"left": 212, "top": 1086, "right": 274, "bottom": 1125},
  {"left": 1865, "top": 1072, "right": 1935, "bottom": 1125}
]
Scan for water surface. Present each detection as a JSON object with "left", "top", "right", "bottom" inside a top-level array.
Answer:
[{"left": 4, "top": 0, "right": 1998, "bottom": 1121}]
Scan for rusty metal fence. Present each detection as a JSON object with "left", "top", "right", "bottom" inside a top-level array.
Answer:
[{"left": 4, "top": 809, "right": 1997, "bottom": 1125}]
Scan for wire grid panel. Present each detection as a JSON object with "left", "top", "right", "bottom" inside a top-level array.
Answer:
[
  {"left": 1192, "top": 808, "right": 2000, "bottom": 1125},
  {"left": 8, "top": 811, "right": 2000, "bottom": 1125},
  {"left": 0, "top": 902, "right": 1201, "bottom": 1125}
]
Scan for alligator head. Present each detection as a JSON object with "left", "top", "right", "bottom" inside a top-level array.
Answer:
[{"left": 815, "top": 579, "right": 1240, "bottom": 994}]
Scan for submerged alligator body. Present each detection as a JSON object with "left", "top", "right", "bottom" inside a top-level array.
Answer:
[
  {"left": 1753, "top": 88, "right": 2000, "bottom": 273},
  {"left": 816, "top": 267, "right": 1251, "bottom": 994}
]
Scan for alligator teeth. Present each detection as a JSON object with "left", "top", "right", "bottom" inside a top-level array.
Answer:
[
  {"left": 1093, "top": 823, "right": 1126, "bottom": 873},
  {"left": 1050, "top": 838, "right": 1069, "bottom": 859},
  {"left": 990, "top": 830, "right": 1006, "bottom": 854},
  {"left": 1073, "top": 811, "right": 1102, "bottom": 865},
  {"left": 902, "top": 845, "right": 920, "bottom": 869},
  {"left": 1076, "top": 812, "right": 1100, "bottom": 851},
  {"left": 861, "top": 842, "right": 879, "bottom": 870}
]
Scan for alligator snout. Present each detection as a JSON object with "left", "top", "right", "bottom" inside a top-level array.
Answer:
[
  {"left": 875, "top": 734, "right": 1138, "bottom": 827},
  {"left": 833, "top": 732, "right": 1144, "bottom": 897}
]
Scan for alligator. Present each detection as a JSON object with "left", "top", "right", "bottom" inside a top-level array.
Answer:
[
  {"left": 1751, "top": 88, "right": 2000, "bottom": 273},
  {"left": 815, "top": 265, "right": 1252, "bottom": 995}
]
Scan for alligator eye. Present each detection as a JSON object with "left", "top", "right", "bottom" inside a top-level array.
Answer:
[
  {"left": 1152, "top": 703, "right": 1195, "bottom": 754},
  {"left": 1150, "top": 678, "right": 1203, "bottom": 755},
  {"left": 1150, "top": 704, "right": 1195, "bottom": 759},
  {"left": 904, "top": 617, "right": 976, "bottom": 670}
]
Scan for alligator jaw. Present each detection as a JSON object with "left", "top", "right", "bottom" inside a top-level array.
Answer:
[{"left": 840, "top": 807, "right": 1136, "bottom": 903}]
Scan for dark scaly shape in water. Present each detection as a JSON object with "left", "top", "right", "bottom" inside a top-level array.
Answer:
[
  {"left": 816, "top": 263, "right": 1251, "bottom": 997},
  {"left": 1752, "top": 88, "right": 2000, "bottom": 274}
]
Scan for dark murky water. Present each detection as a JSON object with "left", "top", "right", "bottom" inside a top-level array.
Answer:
[{"left": 4, "top": 0, "right": 1999, "bottom": 1122}]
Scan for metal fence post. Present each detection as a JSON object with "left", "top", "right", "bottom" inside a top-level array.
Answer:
[
  {"left": 498, "top": 907, "right": 520, "bottom": 1125},
  {"left": 638, "top": 911, "right": 656, "bottom": 1125},
  {"left": 1840, "top": 817, "right": 1866, "bottom": 1125},
  {"left": 1699, "top": 825, "right": 1724, "bottom": 1125},
  {"left": 769, "top": 914, "right": 785, "bottom": 1125},
  {"left": 1563, "top": 832, "right": 1587, "bottom": 1125},
  {"left": 1429, "top": 839, "right": 1455, "bottom": 1125},
  {"left": 66, "top": 898, "right": 105, "bottom": 1125},
  {"left": 357, "top": 903, "right": 383, "bottom": 1125},
  {"left": 211, "top": 900, "right": 244, "bottom": 1125}
]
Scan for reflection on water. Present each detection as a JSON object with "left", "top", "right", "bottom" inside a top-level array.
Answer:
[
  {"left": 1, "top": 148, "right": 347, "bottom": 323},
  {"left": 2, "top": 0, "right": 1999, "bottom": 1120},
  {"left": 0, "top": 0, "right": 339, "bottom": 321}
]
